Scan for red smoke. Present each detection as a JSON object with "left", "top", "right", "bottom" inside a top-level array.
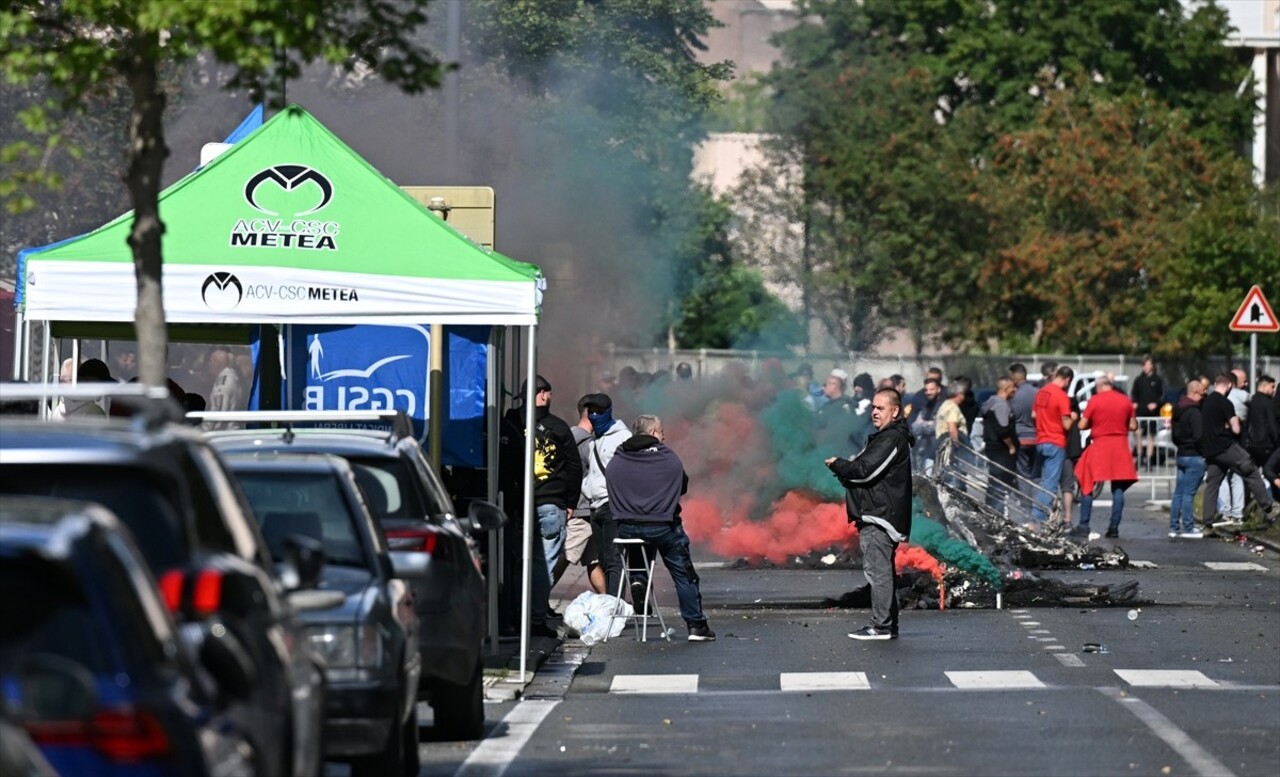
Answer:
[
  {"left": 896, "top": 543, "right": 944, "bottom": 581},
  {"left": 683, "top": 490, "right": 855, "bottom": 564}
]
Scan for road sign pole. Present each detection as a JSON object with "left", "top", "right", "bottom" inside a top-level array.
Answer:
[{"left": 1250, "top": 333, "right": 1256, "bottom": 389}]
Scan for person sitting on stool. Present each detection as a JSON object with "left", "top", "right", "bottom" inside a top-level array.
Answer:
[{"left": 605, "top": 414, "right": 716, "bottom": 642}]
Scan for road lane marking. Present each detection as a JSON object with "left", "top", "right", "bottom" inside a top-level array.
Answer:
[
  {"left": 1203, "top": 561, "right": 1268, "bottom": 571},
  {"left": 1019, "top": 621, "right": 1041, "bottom": 626},
  {"left": 1097, "top": 687, "right": 1235, "bottom": 777},
  {"left": 1043, "top": 645, "right": 1066, "bottom": 651},
  {"left": 455, "top": 700, "right": 561, "bottom": 777},
  {"left": 946, "top": 671, "right": 1044, "bottom": 689},
  {"left": 1029, "top": 629, "right": 1051, "bottom": 634},
  {"left": 1114, "top": 670, "right": 1219, "bottom": 688},
  {"left": 1054, "top": 654, "right": 1085, "bottom": 667},
  {"left": 610, "top": 674, "right": 699, "bottom": 694},
  {"left": 780, "top": 672, "right": 870, "bottom": 692}
]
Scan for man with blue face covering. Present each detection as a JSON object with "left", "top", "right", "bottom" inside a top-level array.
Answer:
[{"left": 580, "top": 393, "right": 630, "bottom": 597}]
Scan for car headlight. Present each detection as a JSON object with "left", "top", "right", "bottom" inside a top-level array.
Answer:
[{"left": 306, "top": 625, "right": 382, "bottom": 669}]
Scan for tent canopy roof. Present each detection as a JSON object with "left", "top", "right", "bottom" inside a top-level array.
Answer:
[{"left": 18, "top": 105, "right": 543, "bottom": 327}]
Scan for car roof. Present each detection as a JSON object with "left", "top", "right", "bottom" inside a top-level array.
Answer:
[
  {"left": 0, "top": 419, "right": 208, "bottom": 466},
  {"left": 207, "top": 428, "right": 408, "bottom": 459}
]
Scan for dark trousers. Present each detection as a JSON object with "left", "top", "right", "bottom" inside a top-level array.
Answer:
[
  {"left": 498, "top": 514, "right": 552, "bottom": 629},
  {"left": 616, "top": 520, "right": 708, "bottom": 626},
  {"left": 985, "top": 446, "right": 1018, "bottom": 512},
  {"left": 1203, "top": 443, "right": 1275, "bottom": 524},
  {"left": 590, "top": 503, "right": 624, "bottom": 596},
  {"left": 859, "top": 523, "right": 899, "bottom": 632},
  {"left": 1016, "top": 440, "right": 1040, "bottom": 495}
]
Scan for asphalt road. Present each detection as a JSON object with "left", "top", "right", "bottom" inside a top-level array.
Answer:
[{"left": 352, "top": 501, "right": 1280, "bottom": 777}]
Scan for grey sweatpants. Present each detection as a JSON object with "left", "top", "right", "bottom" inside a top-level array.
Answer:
[{"left": 860, "top": 522, "right": 900, "bottom": 631}]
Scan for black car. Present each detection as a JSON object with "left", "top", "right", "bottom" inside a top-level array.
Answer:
[
  {"left": 205, "top": 415, "right": 504, "bottom": 740},
  {"left": 0, "top": 495, "right": 257, "bottom": 777},
  {"left": 0, "top": 410, "right": 325, "bottom": 777},
  {"left": 223, "top": 451, "right": 424, "bottom": 777}
]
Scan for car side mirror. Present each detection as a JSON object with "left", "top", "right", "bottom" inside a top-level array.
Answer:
[
  {"left": 197, "top": 620, "right": 257, "bottom": 702},
  {"left": 465, "top": 499, "right": 507, "bottom": 532},
  {"left": 278, "top": 534, "right": 325, "bottom": 592}
]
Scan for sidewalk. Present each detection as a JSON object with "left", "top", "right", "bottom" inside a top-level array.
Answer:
[{"left": 480, "top": 562, "right": 589, "bottom": 701}]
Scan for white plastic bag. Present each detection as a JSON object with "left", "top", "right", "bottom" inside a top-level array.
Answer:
[{"left": 563, "top": 591, "right": 633, "bottom": 645}]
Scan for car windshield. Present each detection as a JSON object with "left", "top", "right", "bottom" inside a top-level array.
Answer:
[
  {"left": 0, "top": 465, "right": 185, "bottom": 572},
  {"left": 234, "top": 471, "right": 368, "bottom": 568}
]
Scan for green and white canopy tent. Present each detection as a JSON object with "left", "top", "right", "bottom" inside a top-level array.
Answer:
[
  {"left": 15, "top": 105, "right": 548, "bottom": 678},
  {"left": 18, "top": 105, "right": 543, "bottom": 326}
]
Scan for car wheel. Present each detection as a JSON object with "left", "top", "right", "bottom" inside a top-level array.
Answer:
[
  {"left": 432, "top": 657, "right": 484, "bottom": 741},
  {"left": 401, "top": 708, "right": 420, "bottom": 777},
  {"left": 349, "top": 711, "right": 405, "bottom": 777}
]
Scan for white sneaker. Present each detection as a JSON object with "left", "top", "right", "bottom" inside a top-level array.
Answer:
[
  {"left": 1211, "top": 518, "right": 1243, "bottom": 529},
  {"left": 1178, "top": 529, "right": 1204, "bottom": 539},
  {"left": 1168, "top": 531, "right": 1179, "bottom": 539}
]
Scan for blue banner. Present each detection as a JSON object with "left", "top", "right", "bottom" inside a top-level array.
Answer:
[{"left": 249, "top": 324, "right": 488, "bottom": 467}]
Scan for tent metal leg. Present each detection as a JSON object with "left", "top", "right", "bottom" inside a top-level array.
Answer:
[{"left": 518, "top": 322, "right": 537, "bottom": 683}]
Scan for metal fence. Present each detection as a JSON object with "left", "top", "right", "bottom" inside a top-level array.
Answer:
[{"left": 590, "top": 345, "right": 1278, "bottom": 398}]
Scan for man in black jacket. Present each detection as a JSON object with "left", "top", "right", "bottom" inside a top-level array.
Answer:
[
  {"left": 826, "top": 387, "right": 915, "bottom": 641},
  {"left": 1199, "top": 373, "right": 1279, "bottom": 529},
  {"left": 1245, "top": 375, "right": 1278, "bottom": 470},
  {"left": 981, "top": 377, "right": 1019, "bottom": 514},
  {"left": 499, "top": 375, "right": 583, "bottom": 637}
]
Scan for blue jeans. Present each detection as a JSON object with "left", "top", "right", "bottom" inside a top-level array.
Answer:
[
  {"left": 616, "top": 521, "right": 708, "bottom": 627},
  {"left": 1171, "top": 456, "right": 1205, "bottom": 532},
  {"left": 537, "top": 503, "right": 567, "bottom": 580},
  {"left": 1079, "top": 483, "right": 1127, "bottom": 530},
  {"left": 1032, "top": 443, "right": 1065, "bottom": 522}
]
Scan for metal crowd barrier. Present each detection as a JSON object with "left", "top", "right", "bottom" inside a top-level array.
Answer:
[{"left": 932, "top": 437, "right": 1062, "bottom": 526}]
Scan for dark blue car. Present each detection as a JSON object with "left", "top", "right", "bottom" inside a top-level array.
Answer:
[{"left": 0, "top": 496, "right": 257, "bottom": 777}]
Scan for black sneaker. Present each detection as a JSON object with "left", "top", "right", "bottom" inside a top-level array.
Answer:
[
  {"left": 1104, "top": 527, "right": 1119, "bottom": 538},
  {"left": 687, "top": 623, "right": 716, "bottom": 642},
  {"left": 848, "top": 626, "right": 894, "bottom": 641},
  {"left": 1067, "top": 525, "right": 1091, "bottom": 539},
  {"left": 530, "top": 622, "right": 561, "bottom": 639}
]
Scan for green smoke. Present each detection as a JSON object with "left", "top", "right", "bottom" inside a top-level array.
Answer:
[{"left": 909, "top": 501, "right": 1002, "bottom": 586}]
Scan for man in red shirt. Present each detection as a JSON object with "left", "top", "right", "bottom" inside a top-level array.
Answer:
[
  {"left": 1031, "top": 365, "right": 1074, "bottom": 523},
  {"left": 1071, "top": 376, "right": 1139, "bottom": 539}
]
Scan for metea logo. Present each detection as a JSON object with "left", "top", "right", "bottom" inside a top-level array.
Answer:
[
  {"left": 202, "top": 272, "right": 244, "bottom": 312},
  {"left": 244, "top": 165, "right": 334, "bottom": 216}
]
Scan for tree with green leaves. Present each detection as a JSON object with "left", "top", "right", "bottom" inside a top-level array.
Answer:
[
  {"left": 746, "top": 0, "right": 1257, "bottom": 354},
  {"left": 974, "top": 87, "right": 1278, "bottom": 355},
  {"left": 2, "top": 0, "right": 443, "bottom": 386}
]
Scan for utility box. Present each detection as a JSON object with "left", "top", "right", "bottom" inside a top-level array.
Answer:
[{"left": 401, "top": 186, "right": 495, "bottom": 249}]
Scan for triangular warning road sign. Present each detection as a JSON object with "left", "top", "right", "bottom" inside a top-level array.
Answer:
[{"left": 1229, "top": 285, "right": 1279, "bottom": 332}]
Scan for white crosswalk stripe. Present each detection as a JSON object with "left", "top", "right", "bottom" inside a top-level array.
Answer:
[
  {"left": 945, "top": 671, "right": 1045, "bottom": 689},
  {"left": 1114, "top": 670, "right": 1219, "bottom": 688},
  {"left": 779, "top": 672, "right": 870, "bottom": 692},
  {"left": 610, "top": 674, "right": 698, "bottom": 694}
]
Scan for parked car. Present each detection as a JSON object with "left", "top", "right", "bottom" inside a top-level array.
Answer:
[
  {"left": 0, "top": 401, "right": 325, "bottom": 777},
  {"left": 204, "top": 413, "right": 505, "bottom": 740},
  {"left": 0, "top": 495, "right": 257, "bottom": 776},
  {"left": 222, "top": 451, "right": 424, "bottom": 777}
]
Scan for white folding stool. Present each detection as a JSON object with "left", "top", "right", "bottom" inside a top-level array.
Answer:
[{"left": 607, "top": 537, "right": 671, "bottom": 642}]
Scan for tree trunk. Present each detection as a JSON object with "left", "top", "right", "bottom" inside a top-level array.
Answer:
[{"left": 124, "top": 38, "right": 170, "bottom": 389}]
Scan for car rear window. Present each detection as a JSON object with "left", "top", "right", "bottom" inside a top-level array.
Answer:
[
  {"left": 0, "top": 559, "right": 113, "bottom": 674},
  {"left": 347, "top": 457, "right": 433, "bottom": 522},
  {"left": 0, "top": 466, "right": 186, "bottom": 572},
  {"left": 234, "top": 472, "right": 367, "bottom": 567}
]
